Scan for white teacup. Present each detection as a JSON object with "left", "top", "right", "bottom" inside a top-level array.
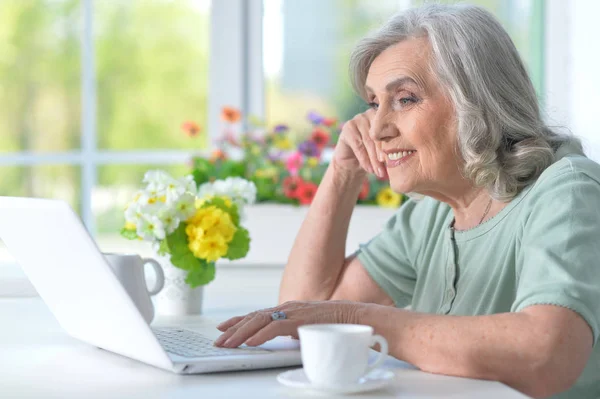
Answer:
[
  {"left": 103, "top": 253, "right": 165, "bottom": 324},
  {"left": 298, "top": 324, "right": 389, "bottom": 388}
]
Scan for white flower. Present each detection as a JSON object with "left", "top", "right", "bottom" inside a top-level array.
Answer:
[
  {"left": 174, "top": 192, "right": 197, "bottom": 221},
  {"left": 198, "top": 177, "right": 257, "bottom": 205},
  {"left": 180, "top": 175, "right": 197, "bottom": 193},
  {"left": 137, "top": 214, "right": 166, "bottom": 241},
  {"left": 157, "top": 208, "right": 180, "bottom": 235},
  {"left": 197, "top": 181, "right": 218, "bottom": 198},
  {"left": 163, "top": 180, "right": 187, "bottom": 204},
  {"left": 225, "top": 177, "right": 257, "bottom": 205},
  {"left": 124, "top": 201, "right": 143, "bottom": 224}
]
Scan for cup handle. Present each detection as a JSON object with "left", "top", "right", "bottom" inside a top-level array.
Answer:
[
  {"left": 365, "top": 334, "right": 388, "bottom": 374},
  {"left": 142, "top": 258, "right": 165, "bottom": 296}
]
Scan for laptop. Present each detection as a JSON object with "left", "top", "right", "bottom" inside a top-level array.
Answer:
[{"left": 0, "top": 196, "right": 302, "bottom": 374}]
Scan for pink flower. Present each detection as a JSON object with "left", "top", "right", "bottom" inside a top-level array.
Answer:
[{"left": 286, "top": 151, "right": 303, "bottom": 176}]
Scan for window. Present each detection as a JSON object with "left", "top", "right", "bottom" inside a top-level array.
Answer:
[
  {"left": 0, "top": 0, "right": 576, "bottom": 269},
  {"left": 263, "top": 0, "right": 545, "bottom": 133},
  {"left": 0, "top": 0, "right": 211, "bottom": 263}
]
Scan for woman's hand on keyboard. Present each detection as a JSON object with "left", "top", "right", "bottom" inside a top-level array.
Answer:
[{"left": 213, "top": 300, "right": 360, "bottom": 348}]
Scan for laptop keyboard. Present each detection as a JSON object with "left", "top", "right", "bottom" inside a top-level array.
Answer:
[{"left": 153, "top": 327, "right": 272, "bottom": 358}]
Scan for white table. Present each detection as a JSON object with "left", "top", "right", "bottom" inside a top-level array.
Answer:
[{"left": 0, "top": 267, "right": 529, "bottom": 399}]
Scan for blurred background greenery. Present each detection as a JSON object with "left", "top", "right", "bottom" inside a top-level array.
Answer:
[{"left": 0, "top": 0, "right": 543, "bottom": 253}]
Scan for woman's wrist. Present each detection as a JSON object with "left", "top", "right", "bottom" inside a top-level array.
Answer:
[{"left": 330, "top": 159, "right": 368, "bottom": 191}]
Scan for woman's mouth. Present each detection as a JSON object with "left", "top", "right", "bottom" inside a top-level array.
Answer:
[{"left": 385, "top": 150, "right": 416, "bottom": 168}]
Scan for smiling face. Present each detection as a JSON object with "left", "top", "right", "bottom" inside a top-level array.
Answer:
[{"left": 365, "top": 37, "right": 464, "bottom": 197}]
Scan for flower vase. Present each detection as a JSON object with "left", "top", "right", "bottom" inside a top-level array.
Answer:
[{"left": 153, "top": 253, "right": 204, "bottom": 316}]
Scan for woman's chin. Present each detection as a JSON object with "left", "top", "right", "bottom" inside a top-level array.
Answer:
[{"left": 388, "top": 177, "right": 414, "bottom": 195}]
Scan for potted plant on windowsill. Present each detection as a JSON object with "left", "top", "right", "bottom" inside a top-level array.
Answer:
[
  {"left": 183, "top": 108, "right": 406, "bottom": 266},
  {"left": 120, "top": 170, "right": 256, "bottom": 315}
]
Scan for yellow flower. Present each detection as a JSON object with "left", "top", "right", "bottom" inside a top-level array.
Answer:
[
  {"left": 306, "top": 157, "right": 319, "bottom": 167},
  {"left": 185, "top": 223, "right": 204, "bottom": 240},
  {"left": 376, "top": 188, "right": 402, "bottom": 208},
  {"left": 273, "top": 136, "right": 293, "bottom": 150},
  {"left": 124, "top": 221, "right": 136, "bottom": 230},
  {"left": 188, "top": 235, "right": 228, "bottom": 262},
  {"left": 186, "top": 205, "right": 237, "bottom": 261},
  {"left": 207, "top": 220, "right": 236, "bottom": 242}
]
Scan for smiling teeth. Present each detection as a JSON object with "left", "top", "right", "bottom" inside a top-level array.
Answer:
[{"left": 387, "top": 150, "right": 414, "bottom": 161}]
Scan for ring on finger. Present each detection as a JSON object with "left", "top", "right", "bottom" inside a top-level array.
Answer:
[{"left": 270, "top": 311, "right": 287, "bottom": 321}]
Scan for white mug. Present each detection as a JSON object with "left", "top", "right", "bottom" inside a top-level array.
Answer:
[
  {"left": 298, "top": 324, "right": 388, "bottom": 388},
  {"left": 103, "top": 253, "right": 165, "bottom": 323}
]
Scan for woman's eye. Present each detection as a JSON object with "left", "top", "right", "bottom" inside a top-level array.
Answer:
[
  {"left": 398, "top": 97, "right": 417, "bottom": 105},
  {"left": 368, "top": 102, "right": 379, "bottom": 110}
]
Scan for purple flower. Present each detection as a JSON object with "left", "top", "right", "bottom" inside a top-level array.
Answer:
[
  {"left": 274, "top": 124, "right": 289, "bottom": 133},
  {"left": 298, "top": 140, "right": 320, "bottom": 157},
  {"left": 307, "top": 110, "right": 324, "bottom": 125}
]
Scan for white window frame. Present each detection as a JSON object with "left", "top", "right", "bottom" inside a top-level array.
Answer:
[{"left": 543, "top": 0, "right": 571, "bottom": 128}]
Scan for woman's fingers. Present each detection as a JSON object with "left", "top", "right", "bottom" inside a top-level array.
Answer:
[
  {"left": 216, "top": 312, "right": 272, "bottom": 348},
  {"left": 245, "top": 320, "right": 299, "bottom": 347},
  {"left": 216, "top": 315, "right": 245, "bottom": 332},
  {"left": 216, "top": 305, "right": 279, "bottom": 332},
  {"left": 341, "top": 126, "right": 373, "bottom": 174},
  {"left": 354, "top": 116, "right": 382, "bottom": 178}
]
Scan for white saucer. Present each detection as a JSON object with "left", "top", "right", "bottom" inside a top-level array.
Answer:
[{"left": 277, "top": 368, "right": 395, "bottom": 394}]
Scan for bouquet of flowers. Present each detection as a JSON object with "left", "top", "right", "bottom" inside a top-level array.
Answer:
[
  {"left": 120, "top": 170, "right": 256, "bottom": 287},
  {"left": 185, "top": 107, "right": 405, "bottom": 208}
]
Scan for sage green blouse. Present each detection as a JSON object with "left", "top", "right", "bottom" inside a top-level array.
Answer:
[{"left": 357, "top": 145, "right": 600, "bottom": 398}]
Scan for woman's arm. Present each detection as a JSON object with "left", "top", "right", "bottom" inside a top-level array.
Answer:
[
  {"left": 215, "top": 299, "right": 591, "bottom": 397},
  {"left": 279, "top": 160, "right": 375, "bottom": 302},
  {"left": 357, "top": 303, "right": 593, "bottom": 398},
  {"left": 279, "top": 109, "right": 392, "bottom": 305}
]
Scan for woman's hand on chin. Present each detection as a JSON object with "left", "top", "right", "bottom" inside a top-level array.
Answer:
[
  {"left": 213, "top": 300, "right": 360, "bottom": 348},
  {"left": 333, "top": 109, "right": 387, "bottom": 180}
]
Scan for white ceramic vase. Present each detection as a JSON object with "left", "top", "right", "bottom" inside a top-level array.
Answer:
[{"left": 153, "top": 252, "right": 204, "bottom": 316}]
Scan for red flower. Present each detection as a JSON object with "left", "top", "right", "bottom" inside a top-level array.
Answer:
[
  {"left": 322, "top": 118, "right": 337, "bottom": 127},
  {"left": 311, "top": 128, "right": 330, "bottom": 149},
  {"left": 283, "top": 176, "right": 303, "bottom": 199},
  {"left": 181, "top": 121, "right": 201, "bottom": 137},
  {"left": 358, "top": 179, "right": 370, "bottom": 200},
  {"left": 296, "top": 181, "right": 318, "bottom": 205}
]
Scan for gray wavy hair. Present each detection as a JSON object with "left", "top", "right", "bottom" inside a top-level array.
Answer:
[{"left": 349, "top": 3, "right": 582, "bottom": 201}]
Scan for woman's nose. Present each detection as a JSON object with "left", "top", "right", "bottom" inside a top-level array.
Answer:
[{"left": 369, "top": 110, "right": 398, "bottom": 142}]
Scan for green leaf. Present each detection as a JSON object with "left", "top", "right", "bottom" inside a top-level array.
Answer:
[
  {"left": 120, "top": 227, "right": 139, "bottom": 240},
  {"left": 170, "top": 251, "right": 200, "bottom": 271},
  {"left": 217, "top": 160, "right": 246, "bottom": 179},
  {"left": 166, "top": 223, "right": 200, "bottom": 271},
  {"left": 252, "top": 177, "right": 276, "bottom": 202},
  {"left": 185, "top": 261, "right": 216, "bottom": 288},
  {"left": 157, "top": 239, "right": 170, "bottom": 256},
  {"left": 192, "top": 157, "right": 216, "bottom": 186},
  {"left": 225, "top": 226, "right": 250, "bottom": 260}
]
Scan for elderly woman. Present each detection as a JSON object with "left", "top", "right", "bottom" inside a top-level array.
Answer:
[{"left": 214, "top": 4, "right": 600, "bottom": 398}]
